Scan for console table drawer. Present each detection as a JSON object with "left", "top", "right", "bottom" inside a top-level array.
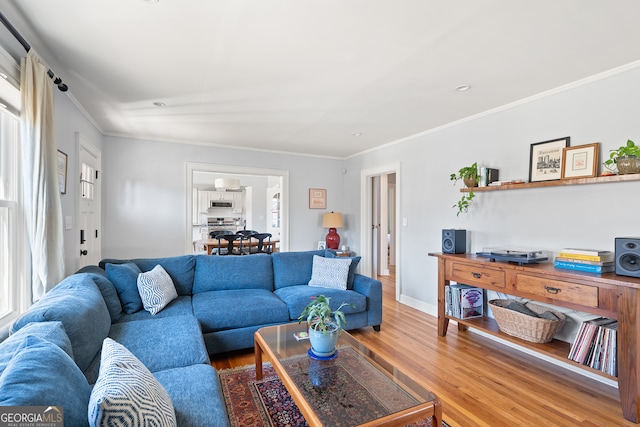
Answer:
[
  {"left": 515, "top": 274, "right": 598, "bottom": 307},
  {"left": 450, "top": 262, "right": 506, "bottom": 289}
]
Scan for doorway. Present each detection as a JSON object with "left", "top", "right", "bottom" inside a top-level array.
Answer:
[
  {"left": 360, "top": 163, "right": 400, "bottom": 299},
  {"left": 185, "top": 162, "right": 289, "bottom": 254},
  {"left": 76, "top": 133, "right": 102, "bottom": 270}
]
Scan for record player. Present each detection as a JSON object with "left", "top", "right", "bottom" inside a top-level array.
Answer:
[{"left": 476, "top": 247, "right": 549, "bottom": 265}]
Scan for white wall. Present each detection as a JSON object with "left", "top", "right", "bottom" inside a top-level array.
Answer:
[
  {"left": 345, "top": 64, "right": 640, "bottom": 313},
  {"left": 101, "top": 136, "right": 346, "bottom": 258}
]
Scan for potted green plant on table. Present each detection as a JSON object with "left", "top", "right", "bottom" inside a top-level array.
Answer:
[
  {"left": 450, "top": 162, "right": 479, "bottom": 216},
  {"left": 603, "top": 139, "right": 640, "bottom": 175},
  {"left": 298, "top": 295, "right": 352, "bottom": 357}
]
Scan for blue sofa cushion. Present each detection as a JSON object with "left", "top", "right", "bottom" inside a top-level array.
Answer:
[
  {"left": 0, "top": 335, "right": 92, "bottom": 427},
  {"left": 193, "top": 254, "right": 274, "bottom": 293},
  {"left": 193, "top": 289, "right": 289, "bottom": 332},
  {"left": 77, "top": 266, "right": 123, "bottom": 322},
  {"left": 10, "top": 274, "right": 111, "bottom": 372},
  {"left": 1, "top": 321, "right": 73, "bottom": 373},
  {"left": 154, "top": 364, "right": 230, "bottom": 427},
  {"left": 325, "top": 250, "right": 361, "bottom": 290},
  {"left": 106, "top": 262, "right": 144, "bottom": 314},
  {"left": 116, "top": 295, "right": 193, "bottom": 323},
  {"left": 101, "top": 256, "right": 196, "bottom": 296},
  {"left": 272, "top": 250, "right": 326, "bottom": 289},
  {"left": 274, "top": 285, "right": 367, "bottom": 321},
  {"left": 109, "top": 316, "right": 209, "bottom": 373},
  {"left": 89, "top": 338, "right": 176, "bottom": 427}
]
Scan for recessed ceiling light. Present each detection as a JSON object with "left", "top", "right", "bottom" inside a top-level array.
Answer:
[
  {"left": 352, "top": 132, "right": 362, "bottom": 137},
  {"left": 455, "top": 84, "right": 471, "bottom": 92},
  {"left": 142, "top": 0, "right": 159, "bottom": 3},
  {"left": 153, "top": 101, "right": 166, "bottom": 107}
]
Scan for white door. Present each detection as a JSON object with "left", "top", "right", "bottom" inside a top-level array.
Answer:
[
  {"left": 77, "top": 133, "right": 101, "bottom": 269},
  {"left": 266, "top": 185, "right": 281, "bottom": 238}
]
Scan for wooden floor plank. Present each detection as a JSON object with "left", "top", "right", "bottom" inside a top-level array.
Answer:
[{"left": 211, "top": 266, "right": 633, "bottom": 426}]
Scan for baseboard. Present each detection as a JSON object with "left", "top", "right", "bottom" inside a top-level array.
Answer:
[{"left": 397, "top": 294, "right": 618, "bottom": 389}]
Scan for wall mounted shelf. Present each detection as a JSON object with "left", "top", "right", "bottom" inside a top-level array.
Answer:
[{"left": 460, "top": 173, "right": 640, "bottom": 192}]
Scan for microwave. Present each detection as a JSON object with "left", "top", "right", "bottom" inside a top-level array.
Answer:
[{"left": 210, "top": 201, "right": 234, "bottom": 209}]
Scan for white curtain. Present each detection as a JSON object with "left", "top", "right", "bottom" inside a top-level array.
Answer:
[{"left": 20, "top": 50, "right": 65, "bottom": 301}]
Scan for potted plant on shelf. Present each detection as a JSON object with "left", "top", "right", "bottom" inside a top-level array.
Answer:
[
  {"left": 450, "top": 162, "right": 479, "bottom": 216},
  {"left": 298, "top": 295, "right": 353, "bottom": 357},
  {"left": 603, "top": 139, "right": 640, "bottom": 175}
]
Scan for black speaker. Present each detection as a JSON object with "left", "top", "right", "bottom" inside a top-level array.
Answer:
[
  {"left": 615, "top": 237, "right": 640, "bottom": 278},
  {"left": 442, "top": 229, "right": 467, "bottom": 254}
]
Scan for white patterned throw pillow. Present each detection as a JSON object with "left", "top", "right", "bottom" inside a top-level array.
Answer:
[
  {"left": 308, "top": 255, "right": 352, "bottom": 290},
  {"left": 88, "top": 338, "right": 176, "bottom": 427},
  {"left": 137, "top": 264, "right": 178, "bottom": 315}
]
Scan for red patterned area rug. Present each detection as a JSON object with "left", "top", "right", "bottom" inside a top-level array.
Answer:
[{"left": 219, "top": 362, "right": 448, "bottom": 427}]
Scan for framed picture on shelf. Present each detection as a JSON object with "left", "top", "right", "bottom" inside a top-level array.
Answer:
[
  {"left": 317, "top": 241, "right": 326, "bottom": 250},
  {"left": 57, "top": 150, "right": 68, "bottom": 194},
  {"left": 528, "top": 136, "right": 570, "bottom": 182},
  {"left": 561, "top": 142, "right": 599, "bottom": 179},
  {"left": 308, "top": 188, "right": 326, "bottom": 209}
]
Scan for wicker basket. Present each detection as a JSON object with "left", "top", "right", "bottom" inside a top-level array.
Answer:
[{"left": 489, "top": 299, "right": 566, "bottom": 344}]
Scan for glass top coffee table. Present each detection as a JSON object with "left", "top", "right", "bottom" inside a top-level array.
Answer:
[{"left": 254, "top": 323, "right": 442, "bottom": 427}]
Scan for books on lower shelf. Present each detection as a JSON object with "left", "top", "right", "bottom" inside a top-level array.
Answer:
[
  {"left": 568, "top": 317, "right": 617, "bottom": 376},
  {"left": 445, "top": 284, "right": 483, "bottom": 320}
]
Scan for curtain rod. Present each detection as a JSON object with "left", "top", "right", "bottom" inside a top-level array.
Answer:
[{"left": 0, "top": 11, "right": 68, "bottom": 92}]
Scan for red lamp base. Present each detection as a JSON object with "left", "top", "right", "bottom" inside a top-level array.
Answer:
[{"left": 325, "top": 228, "right": 340, "bottom": 250}]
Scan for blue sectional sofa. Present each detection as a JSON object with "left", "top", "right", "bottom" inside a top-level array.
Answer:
[{"left": 0, "top": 249, "right": 382, "bottom": 426}]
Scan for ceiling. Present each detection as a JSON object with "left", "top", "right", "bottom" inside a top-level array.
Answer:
[{"left": 2, "top": 1, "right": 640, "bottom": 158}]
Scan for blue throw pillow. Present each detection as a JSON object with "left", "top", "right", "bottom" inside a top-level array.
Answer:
[
  {"left": 77, "top": 266, "right": 123, "bottom": 322},
  {"left": 0, "top": 336, "right": 92, "bottom": 427},
  {"left": 10, "top": 275, "right": 111, "bottom": 373},
  {"left": 325, "top": 250, "right": 361, "bottom": 290},
  {"left": 106, "top": 262, "right": 143, "bottom": 314},
  {"left": 1, "top": 321, "right": 73, "bottom": 374}
]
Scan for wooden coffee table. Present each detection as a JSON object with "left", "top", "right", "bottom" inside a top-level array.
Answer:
[{"left": 255, "top": 323, "right": 442, "bottom": 427}]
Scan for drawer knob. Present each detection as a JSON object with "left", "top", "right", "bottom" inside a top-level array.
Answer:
[
  {"left": 544, "top": 286, "right": 561, "bottom": 294},
  {"left": 472, "top": 272, "right": 482, "bottom": 279}
]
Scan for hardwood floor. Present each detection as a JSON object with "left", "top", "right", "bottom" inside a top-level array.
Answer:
[{"left": 211, "top": 266, "right": 632, "bottom": 426}]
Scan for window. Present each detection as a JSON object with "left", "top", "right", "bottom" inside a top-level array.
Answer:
[
  {"left": 81, "top": 161, "right": 95, "bottom": 199},
  {"left": 0, "top": 56, "right": 27, "bottom": 329},
  {"left": 0, "top": 105, "right": 23, "bottom": 325}
]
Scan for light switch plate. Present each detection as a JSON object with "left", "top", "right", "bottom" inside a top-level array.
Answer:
[{"left": 65, "top": 216, "right": 72, "bottom": 230}]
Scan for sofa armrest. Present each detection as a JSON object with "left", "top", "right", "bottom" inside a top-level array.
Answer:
[{"left": 352, "top": 274, "right": 382, "bottom": 329}]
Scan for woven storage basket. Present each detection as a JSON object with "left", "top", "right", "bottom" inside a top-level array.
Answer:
[{"left": 489, "top": 299, "right": 566, "bottom": 344}]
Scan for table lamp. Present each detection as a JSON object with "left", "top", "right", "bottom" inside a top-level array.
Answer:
[{"left": 322, "top": 212, "right": 343, "bottom": 250}]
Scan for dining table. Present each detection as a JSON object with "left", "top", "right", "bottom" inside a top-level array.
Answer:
[{"left": 193, "top": 238, "right": 279, "bottom": 255}]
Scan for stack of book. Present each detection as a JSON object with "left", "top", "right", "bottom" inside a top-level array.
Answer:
[
  {"left": 444, "top": 284, "right": 483, "bottom": 320},
  {"left": 554, "top": 248, "right": 615, "bottom": 274},
  {"left": 568, "top": 317, "right": 617, "bottom": 376}
]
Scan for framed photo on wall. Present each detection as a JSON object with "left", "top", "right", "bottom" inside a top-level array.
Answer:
[
  {"left": 309, "top": 188, "right": 326, "bottom": 209},
  {"left": 528, "top": 136, "right": 570, "bottom": 182},
  {"left": 57, "top": 150, "right": 68, "bottom": 194},
  {"left": 561, "top": 142, "right": 599, "bottom": 179}
]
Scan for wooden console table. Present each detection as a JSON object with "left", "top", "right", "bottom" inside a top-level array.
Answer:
[{"left": 429, "top": 252, "right": 640, "bottom": 423}]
